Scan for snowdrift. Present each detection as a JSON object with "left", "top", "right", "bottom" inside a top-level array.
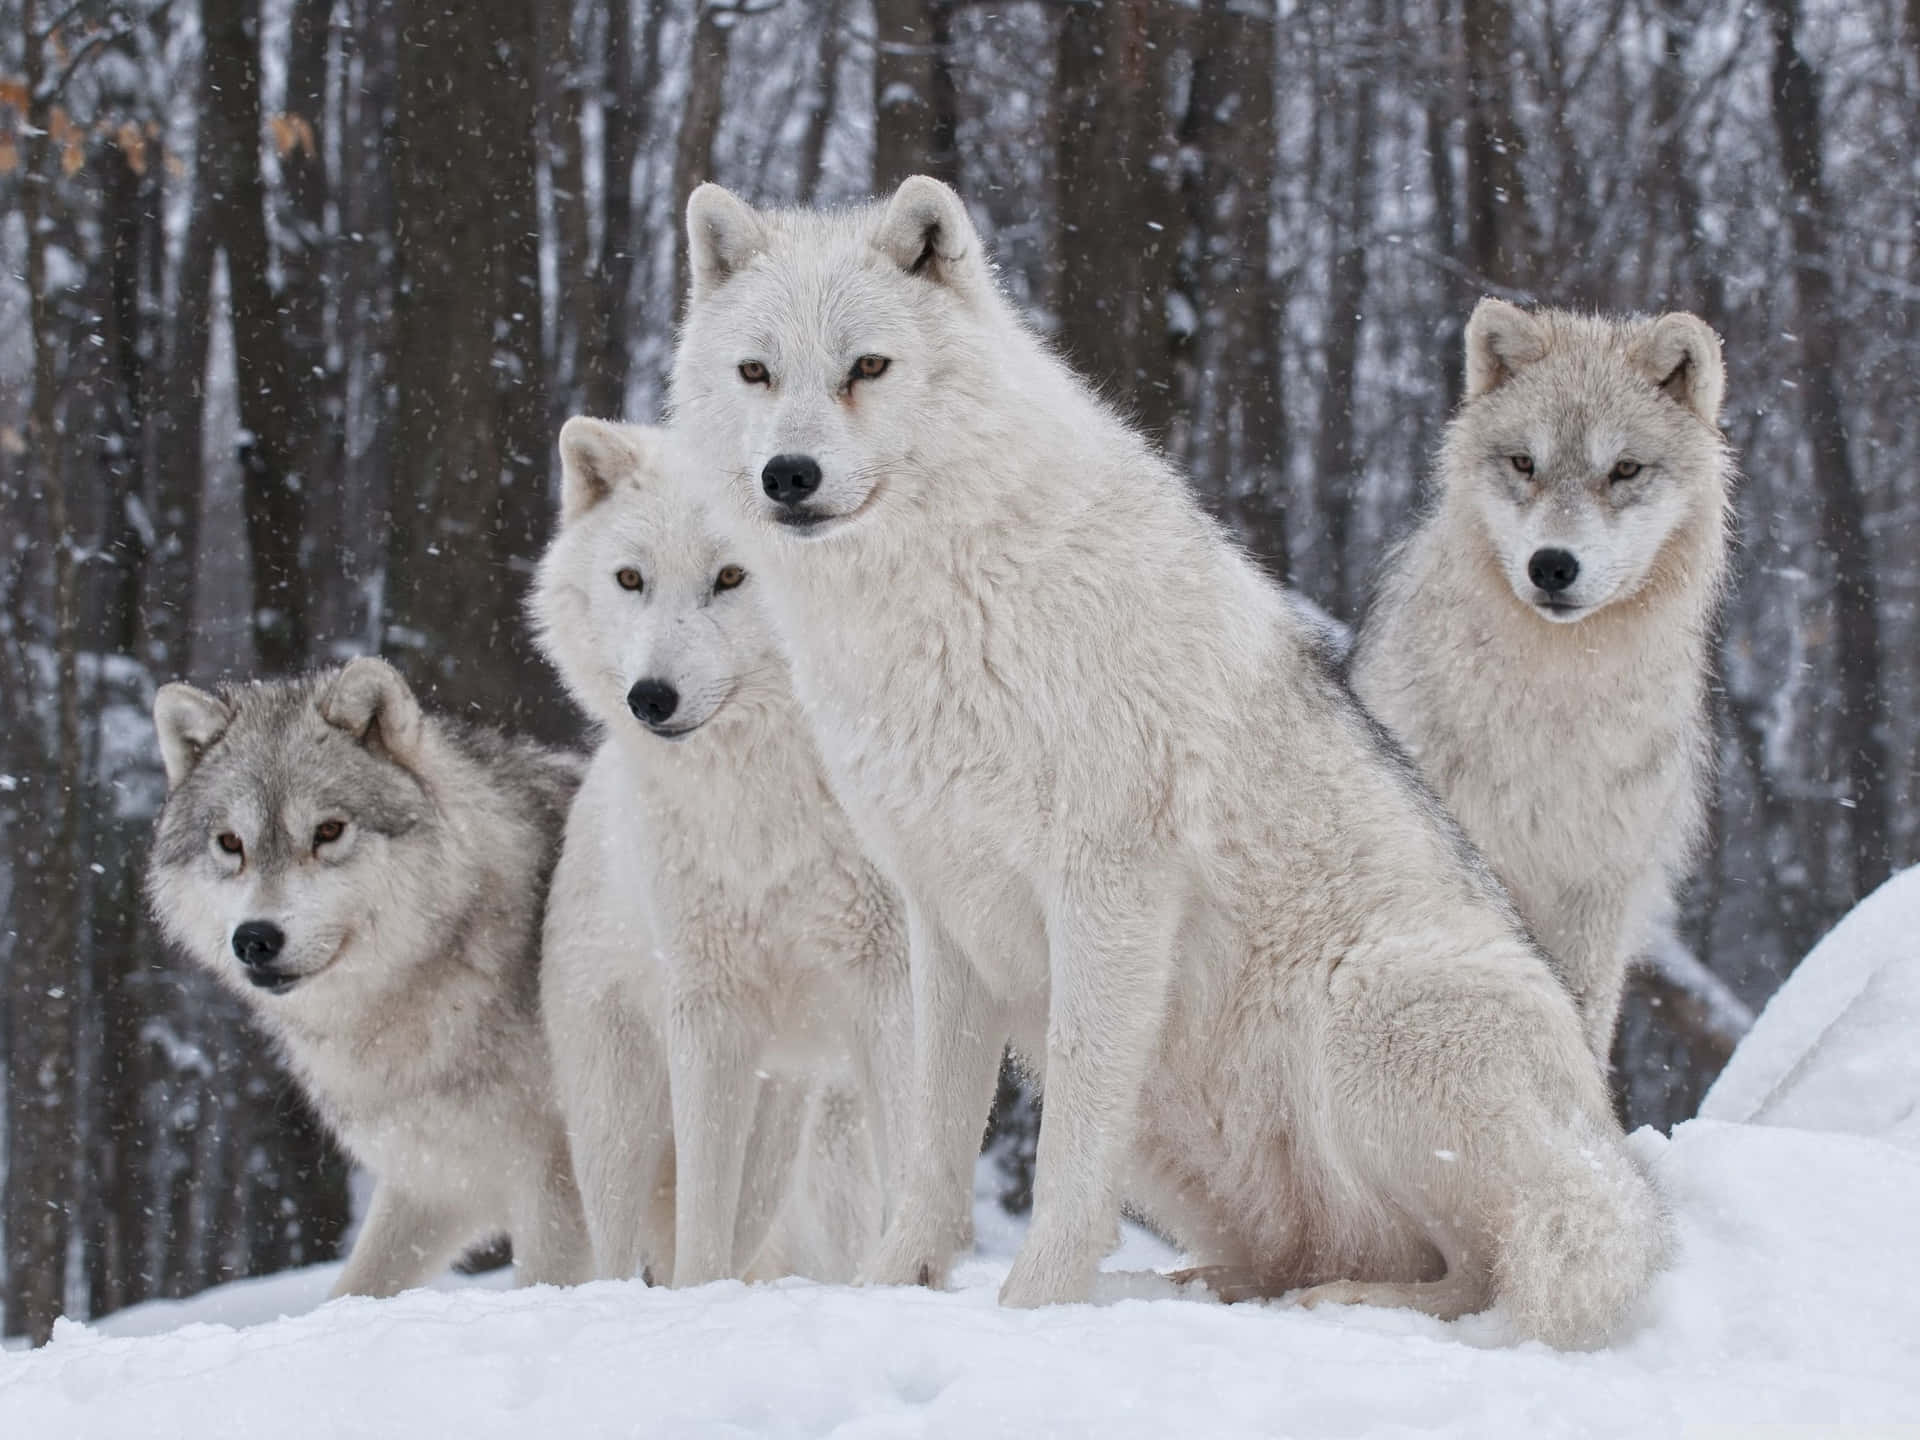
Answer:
[
  {"left": 3, "top": 1121, "right": 1917, "bottom": 1437},
  {"left": 1702, "top": 864, "right": 1920, "bottom": 1149},
  {"left": 7, "top": 872, "right": 1920, "bottom": 1435}
]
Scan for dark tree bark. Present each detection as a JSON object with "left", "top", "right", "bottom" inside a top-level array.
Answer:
[
  {"left": 1310, "top": 16, "right": 1379, "bottom": 617},
  {"left": 583, "top": 0, "right": 658, "bottom": 418},
  {"left": 1424, "top": 0, "right": 1467, "bottom": 407},
  {"left": 283, "top": 0, "right": 353, "bottom": 650},
  {"left": 1766, "top": 0, "right": 1893, "bottom": 901},
  {"left": 4, "top": 0, "right": 82, "bottom": 1346},
  {"left": 1052, "top": 0, "right": 1185, "bottom": 442},
  {"left": 1179, "top": 0, "right": 1287, "bottom": 574},
  {"left": 798, "top": 0, "right": 844, "bottom": 200},
  {"left": 142, "top": 69, "right": 217, "bottom": 680},
  {"left": 202, "top": 0, "right": 313, "bottom": 674},
  {"left": 540, "top": 0, "right": 593, "bottom": 416},
  {"left": 1461, "top": 0, "right": 1535, "bottom": 290},
  {"left": 670, "top": 0, "right": 735, "bottom": 315},
  {"left": 872, "top": 0, "right": 958, "bottom": 190},
  {"left": 386, "top": 0, "right": 562, "bottom": 737}
]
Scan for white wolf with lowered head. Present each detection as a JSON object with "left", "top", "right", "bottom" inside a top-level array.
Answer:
[
  {"left": 531, "top": 418, "right": 909, "bottom": 1287},
  {"left": 146, "top": 659, "right": 592, "bottom": 1297},
  {"left": 669, "top": 176, "right": 1665, "bottom": 1348},
  {"left": 1350, "top": 300, "right": 1732, "bottom": 1063}
]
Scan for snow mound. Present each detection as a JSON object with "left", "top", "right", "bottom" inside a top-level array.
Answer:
[
  {"left": 4, "top": 1121, "right": 1918, "bottom": 1437},
  {"left": 1702, "top": 864, "right": 1920, "bottom": 1148}
]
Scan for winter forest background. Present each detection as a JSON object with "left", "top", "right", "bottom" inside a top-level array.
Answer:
[{"left": 0, "top": 0, "right": 1912, "bottom": 1345}]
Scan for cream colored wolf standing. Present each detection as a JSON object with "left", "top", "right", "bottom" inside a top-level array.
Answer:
[
  {"left": 670, "top": 177, "right": 1665, "bottom": 1347},
  {"left": 532, "top": 418, "right": 909, "bottom": 1286},
  {"left": 1351, "top": 301, "right": 1732, "bottom": 1063},
  {"left": 146, "top": 660, "right": 592, "bottom": 1297}
]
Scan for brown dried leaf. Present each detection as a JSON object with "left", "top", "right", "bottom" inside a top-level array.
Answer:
[
  {"left": 114, "top": 121, "right": 146, "bottom": 174},
  {"left": 0, "top": 134, "right": 16, "bottom": 175},
  {"left": 61, "top": 137, "right": 84, "bottom": 176},
  {"left": 269, "top": 111, "right": 317, "bottom": 159},
  {"left": 0, "top": 78, "right": 27, "bottom": 113}
]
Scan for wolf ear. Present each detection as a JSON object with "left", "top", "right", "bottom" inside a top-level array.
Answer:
[
  {"left": 320, "top": 657, "right": 426, "bottom": 771},
  {"left": 874, "top": 176, "right": 983, "bottom": 298},
  {"left": 685, "top": 184, "right": 768, "bottom": 307},
  {"left": 558, "top": 417, "right": 657, "bottom": 524},
  {"left": 153, "top": 683, "right": 233, "bottom": 790},
  {"left": 1463, "top": 298, "right": 1550, "bottom": 400},
  {"left": 1631, "top": 311, "right": 1725, "bottom": 426}
]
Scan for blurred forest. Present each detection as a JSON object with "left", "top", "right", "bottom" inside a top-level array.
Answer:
[{"left": 1, "top": 0, "right": 1915, "bottom": 1345}]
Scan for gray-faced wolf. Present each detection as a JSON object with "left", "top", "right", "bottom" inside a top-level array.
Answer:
[{"left": 147, "top": 658, "right": 591, "bottom": 1297}]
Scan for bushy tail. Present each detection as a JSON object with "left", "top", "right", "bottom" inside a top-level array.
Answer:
[{"left": 1493, "top": 1117, "right": 1668, "bottom": 1349}]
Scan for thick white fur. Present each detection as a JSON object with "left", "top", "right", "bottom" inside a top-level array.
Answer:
[
  {"left": 669, "top": 178, "right": 1666, "bottom": 1347},
  {"left": 1352, "top": 300, "right": 1733, "bottom": 1061},
  {"left": 531, "top": 419, "right": 908, "bottom": 1286},
  {"left": 148, "top": 660, "right": 591, "bottom": 1298}
]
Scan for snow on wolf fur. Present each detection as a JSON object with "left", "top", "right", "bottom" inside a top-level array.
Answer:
[
  {"left": 145, "top": 660, "right": 593, "bottom": 1298},
  {"left": 669, "top": 176, "right": 1665, "bottom": 1347}
]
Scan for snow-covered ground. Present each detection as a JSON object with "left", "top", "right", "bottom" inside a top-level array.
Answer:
[{"left": 5, "top": 874, "right": 1920, "bottom": 1437}]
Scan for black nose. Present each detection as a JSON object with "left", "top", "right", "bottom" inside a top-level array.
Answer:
[
  {"left": 232, "top": 920, "right": 286, "bottom": 969},
  {"left": 627, "top": 678, "right": 680, "bottom": 727},
  {"left": 1527, "top": 547, "right": 1580, "bottom": 594},
  {"left": 761, "top": 454, "right": 822, "bottom": 507}
]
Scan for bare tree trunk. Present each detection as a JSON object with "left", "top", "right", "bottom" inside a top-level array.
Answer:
[
  {"left": 798, "top": 0, "right": 844, "bottom": 200},
  {"left": 670, "top": 0, "right": 735, "bottom": 314},
  {"left": 1311, "top": 14, "right": 1379, "bottom": 618},
  {"left": 386, "top": 0, "right": 562, "bottom": 736},
  {"left": 541, "top": 0, "right": 593, "bottom": 417},
  {"left": 1424, "top": 0, "right": 1468, "bottom": 407},
  {"left": 1766, "top": 0, "right": 1892, "bottom": 902},
  {"left": 1052, "top": 0, "right": 1185, "bottom": 443},
  {"left": 583, "top": 0, "right": 654, "bottom": 418},
  {"left": 872, "top": 0, "right": 958, "bottom": 190},
  {"left": 1461, "top": 0, "right": 1535, "bottom": 290},
  {"left": 284, "top": 0, "right": 352, "bottom": 651},
  {"left": 1180, "top": 0, "right": 1287, "bottom": 574},
  {"left": 4, "top": 0, "right": 82, "bottom": 1345},
  {"left": 202, "top": 0, "right": 313, "bottom": 675}
]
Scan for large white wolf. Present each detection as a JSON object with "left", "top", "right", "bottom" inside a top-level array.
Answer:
[
  {"left": 531, "top": 418, "right": 909, "bottom": 1286},
  {"left": 1351, "top": 300, "right": 1732, "bottom": 1063},
  {"left": 146, "top": 660, "right": 593, "bottom": 1297},
  {"left": 668, "top": 177, "right": 1665, "bottom": 1347}
]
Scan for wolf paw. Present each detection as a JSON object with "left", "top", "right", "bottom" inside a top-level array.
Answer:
[
  {"left": 861, "top": 1229, "right": 958, "bottom": 1290},
  {"left": 998, "top": 1238, "right": 1095, "bottom": 1309}
]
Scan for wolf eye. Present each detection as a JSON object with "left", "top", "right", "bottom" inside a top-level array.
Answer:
[
  {"left": 1610, "top": 459, "right": 1643, "bottom": 482},
  {"left": 1509, "top": 454, "right": 1535, "bottom": 476},
  {"left": 714, "top": 565, "right": 746, "bottom": 593},
  {"left": 851, "top": 355, "right": 890, "bottom": 382},
  {"left": 314, "top": 819, "right": 345, "bottom": 846},
  {"left": 216, "top": 832, "right": 243, "bottom": 857},
  {"left": 616, "top": 567, "right": 644, "bottom": 592},
  {"left": 738, "top": 361, "right": 769, "bottom": 385}
]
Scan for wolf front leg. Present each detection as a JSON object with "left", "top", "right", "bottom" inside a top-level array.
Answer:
[
  {"left": 509, "top": 1132, "right": 595, "bottom": 1288},
  {"left": 548, "top": 986, "right": 676, "bottom": 1282},
  {"left": 667, "top": 989, "right": 762, "bottom": 1287},
  {"left": 999, "top": 862, "right": 1181, "bottom": 1308},
  {"left": 862, "top": 903, "right": 1006, "bottom": 1289},
  {"left": 330, "top": 1183, "right": 473, "bottom": 1299},
  {"left": 729, "top": 1076, "right": 810, "bottom": 1276}
]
